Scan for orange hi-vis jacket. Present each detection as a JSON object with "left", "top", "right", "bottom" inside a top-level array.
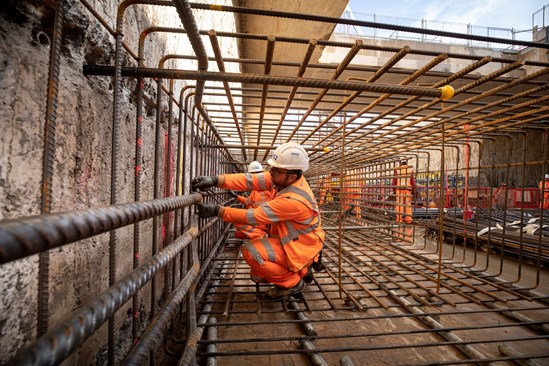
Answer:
[
  {"left": 236, "top": 190, "right": 272, "bottom": 208},
  {"left": 234, "top": 190, "right": 272, "bottom": 239},
  {"left": 540, "top": 180, "right": 549, "bottom": 209},
  {"left": 393, "top": 165, "right": 415, "bottom": 190},
  {"left": 218, "top": 172, "right": 325, "bottom": 272}
]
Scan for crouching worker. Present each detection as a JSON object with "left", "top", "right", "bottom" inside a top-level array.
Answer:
[
  {"left": 228, "top": 161, "right": 273, "bottom": 240},
  {"left": 192, "top": 142, "right": 325, "bottom": 301}
]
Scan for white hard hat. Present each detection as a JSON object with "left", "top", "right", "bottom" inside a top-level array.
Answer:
[
  {"left": 545, "top": 174, "right": 549, "bottom": 179},
  {"left": 267, "top": 142, "right": 309, "bottom": 171},
  {"left": 248, "top": 161, "right": 264, "bottom": 173}
]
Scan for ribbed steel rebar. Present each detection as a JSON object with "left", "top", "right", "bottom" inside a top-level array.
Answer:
[
  {"left": 189, "top": 2, "right": 549, "bottom": 49},
  {"left": 123, "top": 262, "right": 200, "bottom": 365},
  {"left": 0, "top": 193, "right": 202, "bottom": 265},
  {"left": 310, "top": 56, "right": 492, "bottom": 165},
  {"left": 132, "top": 14, "right": 149, "bottom": 346},
  {"left": 197, "top": 338, "right": 549, "bottom": 359},
  {"left": 110, "top": 1, "right": 135, "bottom": 360},
  {"left": 179, "top": 238, "right": 200, "bottom": 366},
  {"left": 172, "top": 0, "right": 233, "bottom": 161},
  {"left": 83, "top": 65, "right": 447, "bottom": 98},
  {"left": 263, "top": 39, "right": 317, "bottom": 161},
  {"left": 165, "top": 79, "right": 176, "bottom": 295},
  {"left": 199, "top": 143, "right": 327, "bottom": 152},
  {"left": 208, "top": 30, "right": 247, "bottom": 160},
  {"left": 389, "top": 290, "right": 491, "bottom": 364},
  {"left": 150, "top": 73, "right": 164, "bottom": 320},
  {"left": 286, "top": 40, "right": 363, "bottom": 141},
  {"left": 253, "top": 35, "right": 276, "bottom": 160},
  {"left": 39, "top": 0, "right": 65, "bottom": 337},
  {"left": 7, "top": 224, "right": 201, "bottom": 366},
  {"left": 205, "top": 317, "right": 218, "bottom": 366},
  {"left": 80, "top": 0, "right": 139, "bottom": 60},
  {"left": 300, "top": 45, "right": 411, "bottom": 145},
  {"left": 309, "top": 52, "right": 448, "bottom": 152}
]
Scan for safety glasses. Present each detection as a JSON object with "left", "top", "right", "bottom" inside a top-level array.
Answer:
[{"left": 268, "top": 166, "right": 292, "bottom": 175}]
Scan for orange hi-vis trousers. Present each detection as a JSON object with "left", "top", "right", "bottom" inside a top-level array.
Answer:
[
  {"left": 540, "top": 180, "right": 549, "bottom": 209},
  {"left": 234, "top": 224, "right": 267, "bottom": 240},
  {"left": 242, "top": 237, "right": 309, "bottom": 289}
]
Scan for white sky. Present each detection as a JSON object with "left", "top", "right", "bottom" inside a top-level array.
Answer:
[{"left": 347, "top": 0, "right": 548, "bottom": 31}]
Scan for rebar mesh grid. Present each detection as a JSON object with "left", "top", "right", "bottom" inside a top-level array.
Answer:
[{"left": 189, "top": 225, "right": 549, "bottom": 366}]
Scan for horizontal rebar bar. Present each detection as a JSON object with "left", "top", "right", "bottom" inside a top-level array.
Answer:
[
  {"left": 0, "top": 193, "right": 202, "bottom": 265},
  {"left": 196, "top": 336, "right": 549, "bottom": 357},
  {"left": 83, "top": 66, "right": 447, "bottom": 98},
  {"left": 6, "top": 221, "right": 208, "bottom": 366},
  {"left": 190, "top": 2, "right": 549, "bottom": 50},
  {"left": 198, "top": 143, "right": 328, "bottom": 152},
  {"left": 322, "top": 225, "right": 396, "bottom": 230}
]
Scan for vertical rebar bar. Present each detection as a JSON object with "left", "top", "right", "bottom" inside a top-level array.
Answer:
[
  {"left": 166, "top": 79, "right": 175, "bottom": 298},
  {"left": 152, "top": 75, "right": 164, "bottom": 321},
  {"left": 39, "top": 0, "right": 65, "bottom": 338},
  {"left": 263, "top": 39, "right": 317, "bottom": 161},
  {"left": 436, "top": 118, "right": 445, "bottom": 293},
  {"left": 207, "top": 29, "right": 247, "bottom": 161},
  {"left": 110, "top": 2, "right": 130, "bottom": 362},
  {"left": 132, "top": 27, "right": 147, "bottom": 347},
  {"left": 338, "top": 114, "right": 346, "bottom": 299},
  {"left": 254, "top": 35, "right": 276, "bottom": 161}
]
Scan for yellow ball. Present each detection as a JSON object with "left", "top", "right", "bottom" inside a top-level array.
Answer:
[{"left": 439, "top": 85, "right": 455, "bottom": 101}]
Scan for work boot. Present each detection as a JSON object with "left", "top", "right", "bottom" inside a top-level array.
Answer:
[
  {"left": 303, "top": 266, "right": 314, "bottom": 283},
  {"left": 312, "top": 251, "right": 325, "bottom": 272},
  {"left": 263, "top": 279, "right": 305, "bottom": 301},
  {"left": 312, "top": 259, "right": 325, "bottom": 272}
]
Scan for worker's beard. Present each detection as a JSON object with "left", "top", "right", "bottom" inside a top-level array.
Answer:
[{"left": 273, "top": 175, "right": 295, "bottom": 191}]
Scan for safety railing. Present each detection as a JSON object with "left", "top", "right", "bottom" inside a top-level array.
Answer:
[{"left": 336, "top": 9, "right": 535, "bottom": 51}]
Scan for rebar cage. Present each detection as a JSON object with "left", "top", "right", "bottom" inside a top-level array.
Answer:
[{"left": 0, "top": 0, "right": 548, "bottom": 365}]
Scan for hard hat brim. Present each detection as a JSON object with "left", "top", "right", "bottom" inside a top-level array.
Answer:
[
  {"left": 267, "top": 158, "right": 308, "bottom": 171},
  {"left": 267, "top": 158, "right": 279, "bottom": 168}
]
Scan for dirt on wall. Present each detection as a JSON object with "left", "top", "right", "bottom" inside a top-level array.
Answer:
[
  {"left": 0, "top": 0, "right": 161, "bottom": 364},
  {"left": 479, "top": 131, "right": 547, "bottom": 188},
  {"left": 0, "top": 0, "right": 241, "bottom": 362}
]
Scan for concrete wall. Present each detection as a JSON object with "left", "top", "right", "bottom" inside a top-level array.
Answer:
[
  {"left": 324, "top": 33, "right": 525, "bottom": 79},
  {"left": 0, "top": 0, "right": 238, "bottom": 364},
  {"left": 479, "top": 130, "right": 547, "bottom": 188}
]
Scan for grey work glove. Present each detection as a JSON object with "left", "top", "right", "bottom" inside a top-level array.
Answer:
[
  {"left": 191, "top": 176, "right": 218, "bottom": 191},
  {"left": 228, "top": 190, "right": 239, "bottom": 199},
  {"left": 196, "top": 203, "right": 221, "bottom": 218}
]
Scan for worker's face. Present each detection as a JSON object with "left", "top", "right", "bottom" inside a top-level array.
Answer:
[{"left": 269, "top": 166, "right": 298, "bottom": 189}]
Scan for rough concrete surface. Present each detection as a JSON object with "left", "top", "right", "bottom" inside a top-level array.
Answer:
[{"left": 0, "top": 0, "right": 239, "bottom": 364}]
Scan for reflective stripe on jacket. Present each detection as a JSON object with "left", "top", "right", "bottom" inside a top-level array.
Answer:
[
  {"left": 218, "top": 172, "right": 324, "bottom": 272},
  {"left": 237, "top": 190, "right": 272, "bottom": 208}
]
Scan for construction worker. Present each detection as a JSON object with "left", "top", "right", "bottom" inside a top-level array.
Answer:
[
  {"left": 192, "top": 142, "right": 324, "bottom": 301},
  {"left": 393, "top": 160, "right": 416, "bottom": 224},
  {"left": 493, "top": 182, "right": 508, "bottom": 208},
  {"left": 540, "top": 173, "right": 549, "bottom": 209},
  {"left": 318, "top": 176, "right": 329, "bottom": 206},
  {"left": 230, "top": 161, "right": 273, "bottom": 240}
]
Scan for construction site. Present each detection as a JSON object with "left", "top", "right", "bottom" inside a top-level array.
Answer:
[{"left": 1, "top": 0, "right": 549, "bottom": 365}]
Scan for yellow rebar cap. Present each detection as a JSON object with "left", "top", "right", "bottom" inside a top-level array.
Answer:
[
  {"left": 439, "top": 85, "right": 455, "bottom": 101},
  {"left": 323, "top": 147, "right": 330, "bottom": 153}
]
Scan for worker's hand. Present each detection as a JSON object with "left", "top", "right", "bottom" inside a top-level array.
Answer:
[
  {"left": 196, "top": 203, "right": 221, "bottom": 218},
  {"left": 227, "top": 190, "right": 239, "bottom": 199},
  {"left": 191, "top": 176, "right": 218, "bottom": 191}
]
